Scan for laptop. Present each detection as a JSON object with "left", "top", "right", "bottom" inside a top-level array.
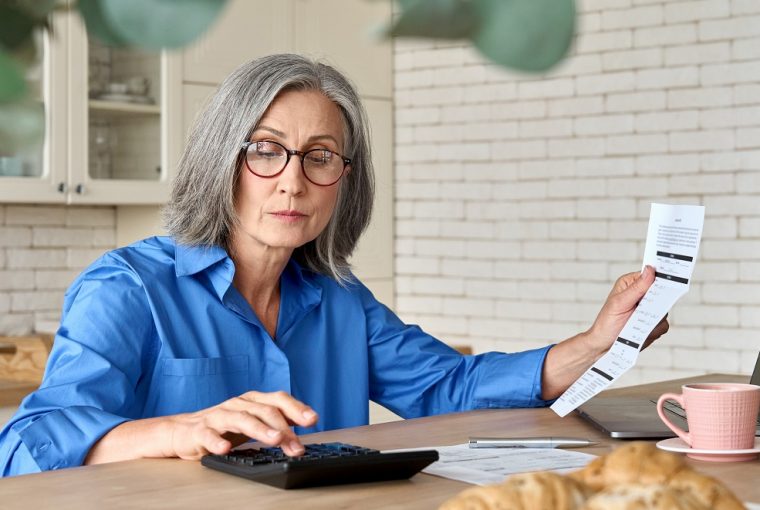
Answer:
[{"left": 576, "top": 351, "right": 760, "bottom": 438}]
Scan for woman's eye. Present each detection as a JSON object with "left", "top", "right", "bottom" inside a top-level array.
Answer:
[{"left": 306, "top": 150, "right": 333, "bottom": 164}]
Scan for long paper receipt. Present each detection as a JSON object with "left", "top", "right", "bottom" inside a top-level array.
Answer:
[{"left": 551, "top": 203, "right": 705, "bottom": 417}]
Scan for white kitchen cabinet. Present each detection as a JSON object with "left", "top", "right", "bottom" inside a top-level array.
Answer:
[
  {"left": 294, "top": 0, "right": 393, "bottom": 99},
  {"left": 0, "top": 8, "right": 183, "bottom": 205},
  {"left": 182, "top": 0, "right": 293, "bottom": 86},
  {"left": 182, "top": 0, "right": 393, "bottom": 100}
]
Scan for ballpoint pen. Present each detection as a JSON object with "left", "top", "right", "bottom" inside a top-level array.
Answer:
[{"left": 468, "top": 437, "right": 599, "bottom": 449}]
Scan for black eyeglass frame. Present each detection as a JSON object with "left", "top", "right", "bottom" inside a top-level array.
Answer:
[{"left": 240, "top": 140, "right": 351, "bottom": 187}]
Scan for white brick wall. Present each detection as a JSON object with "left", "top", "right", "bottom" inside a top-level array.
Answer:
[
  {"left": 393, "top": 0, "right": 760, "bottom": 387},
  {"left": 0, "top": 205, "right": 116, "bottom": 335}
]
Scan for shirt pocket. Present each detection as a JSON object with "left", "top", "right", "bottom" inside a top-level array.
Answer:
[{"left": 158, "top": 355, "right": 249, "bottom": 414}]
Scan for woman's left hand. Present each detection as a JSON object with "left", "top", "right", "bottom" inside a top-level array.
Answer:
[
  {"left": 585, "top": 265, "right": 669, "bottom": 357},
  {"left": 541, "top": 265, "right": 670, "bottom": 400}
]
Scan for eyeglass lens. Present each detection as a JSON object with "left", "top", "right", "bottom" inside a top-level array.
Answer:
[{"left": 246, "top": 141, "right": 345, "bottom": 186}]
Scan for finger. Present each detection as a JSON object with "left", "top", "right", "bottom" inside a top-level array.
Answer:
[
  {"left": 184, "top": 426, "right": 228, "bottom": 460},
  {"left": 222, "top": 398, "right": 293, "bottom": 430},
  {"left": 615, "top": 265, "right": 655, "bottom": 307},
  {"left": 241, "top": 403, "right": 308, "bottom": 456},
  {"left": 208, "top": 407, "right": 286, "bottom": 443},
  {"left": 643, "top": 317, "right": 669, "bottom": 349},
  {"left": 652, "top": 317, "right": 670, "bottom": 337},
  {"left": 612, "top": 271, "right": 639, "bottom": 294},
  {"left": 218, "top": 398, "right": 305, "bottom": 451},
  {"left": 208, "top": 407, "right": 304, "bottom": 456},
  {"left": 241, "top": 391, "right": 319, "bottom": 428}
]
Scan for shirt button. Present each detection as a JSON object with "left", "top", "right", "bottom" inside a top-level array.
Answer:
[{"left": 37, "top": 442, "right": 51, "bottom": 453}]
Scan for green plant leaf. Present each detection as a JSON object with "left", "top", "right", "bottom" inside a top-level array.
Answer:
[
  {"left": 78, "top": 0, "right": 228, "bottom": 50},
  {"left": 77, "top": 0, "right": 130, "bottom": 46},
  {"left": 389, "top": 0, "right": 479, "bottom": 39},
  {"left": 17, "top": 0, "right": 58, "bottom": 19},
  {"left": 471, "top": 0, "right": 575, "bottom": 72},
  {"left": 0, "top": 50, "right": 27, "bottom": 103},
  {"left": 0, "top": 100, "right": 44, "bottom": 154},
  {"left": 0, "top": 4, "right": 37, "bottom": 51}
]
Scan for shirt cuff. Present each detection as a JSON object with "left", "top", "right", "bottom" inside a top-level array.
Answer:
[
  {"left": 474, "top": 345, "right": 555, "bottom": 408},
  {"left": 15, "top": 406, "right": 131, "bottom": 472}
]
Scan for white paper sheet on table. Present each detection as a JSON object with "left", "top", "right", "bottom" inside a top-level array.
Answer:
[
  {"left": 385, "top": 444, "right": 595, "bottom": 486},
  {"left": 551, "top": 203, "right": 705, "bottom": 417}
]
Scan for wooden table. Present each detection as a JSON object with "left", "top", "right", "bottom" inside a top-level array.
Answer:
[{"left": 1, "top": 374, "right": 757, "bottom": 509}]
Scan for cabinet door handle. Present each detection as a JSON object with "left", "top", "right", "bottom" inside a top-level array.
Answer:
[
  {"left": 57, "top": 182, "right": 67, "bottom": 193},
  {"left": 75, "top": 183, "right": 85, "bottom": 194}
]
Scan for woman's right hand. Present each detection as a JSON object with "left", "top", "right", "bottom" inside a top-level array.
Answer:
[
  {"left": 84, "top": 390, "right": 318, "bottom": 465},
  {"left": 163, "top": 390, "right": 319, "bottom": 460}
]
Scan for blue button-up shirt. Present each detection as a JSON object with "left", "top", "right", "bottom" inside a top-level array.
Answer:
[{"left": 0, "top": 236, "right": 551, "bottom": 476}]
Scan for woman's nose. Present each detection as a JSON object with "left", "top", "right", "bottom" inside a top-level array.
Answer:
[{"left": 277, "top": 155, "right": 306, "bottom": 195}]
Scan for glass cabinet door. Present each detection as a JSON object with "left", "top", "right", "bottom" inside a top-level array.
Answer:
[
  {"left": 0, "top": 11, "right": 68, "bottom": 203},
  {"left": 68, "top": 14, "right": 181, "bottom": 204},
  {"left": 87, "top": 39, "right": 162, "bottom": 182}
]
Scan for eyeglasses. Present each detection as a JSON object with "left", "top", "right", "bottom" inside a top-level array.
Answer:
[{"left": 240, "top": 140, "right": 351, "bottom": 186}]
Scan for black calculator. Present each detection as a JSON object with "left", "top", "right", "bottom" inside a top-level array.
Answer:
[{"left": 201, "top": 442, "right": 439, "bottom": 489}]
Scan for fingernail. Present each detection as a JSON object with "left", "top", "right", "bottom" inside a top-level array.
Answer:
[
  {"left": 217, "top": 440, "right": 228, "bottom": 451},
  {"left": 303, "top": 410, "right": 317, "bottom": 421},
  {"left": 290, "top": 440, "right": 304, "bottom": 453},
  {"left": 266, "top": 429, "right": 281, "bottom": 438}
]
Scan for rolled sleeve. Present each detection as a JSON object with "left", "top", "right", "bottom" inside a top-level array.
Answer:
[
  {"left": 0, "top": 256, "right": 156, "bottom": 476},
  {"left": 15, "top": 407, "right": 131, "bottom": 472}
]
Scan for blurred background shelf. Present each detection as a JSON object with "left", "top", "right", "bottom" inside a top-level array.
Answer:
[{"left": 89, "top": 99, "right": 160, "bottom": 117}]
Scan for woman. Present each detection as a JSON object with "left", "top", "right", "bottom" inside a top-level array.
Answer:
[{"left": 0, "top": 54, "right": 667, "bottom": 476}]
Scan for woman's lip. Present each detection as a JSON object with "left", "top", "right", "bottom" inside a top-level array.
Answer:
[{"left": 270, "top": 210, "right": 307, "bottom": 217}]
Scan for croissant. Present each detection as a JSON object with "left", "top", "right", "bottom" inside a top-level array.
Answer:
[
  {"left": 581, "top": 483, "right": 707, "bottom": 510},
  {"left": 568, "top": 442, "right": 685, "bottom": 491},
  {"left": 439, "top": 471, "right": 591, "bottom": 510},
  {"left": 439, "top": 442, "right": 747, "bottom": 510},
  {"left": 569, "top": 442, "right": 745, "bottom": 510},
  {"left": 667, "top": 468, "right": 745, "bottom": 510}
]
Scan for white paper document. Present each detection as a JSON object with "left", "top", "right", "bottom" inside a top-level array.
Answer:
[
  {"left": 551, "top": 203, "right": 705, "bottom": 417},
  {"left": 386, "top": 444, "right": 595, "bottom": 486}
]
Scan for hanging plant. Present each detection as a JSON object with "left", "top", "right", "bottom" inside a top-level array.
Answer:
[
  {"left": 389, "top": 0, "right": 576, "bottom": 73},
  {"left": 0, "top": 0, "right": 575, "bottom": 153}
]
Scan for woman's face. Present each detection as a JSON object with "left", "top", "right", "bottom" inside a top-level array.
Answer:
[{"left": 234, "top": 89, "right": 347, "bottom": 254}]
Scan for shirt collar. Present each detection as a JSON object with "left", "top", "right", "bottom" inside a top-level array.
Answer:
[
  {"left": 174, "top": 242, "right": 229, "bottom": 277},
  {"left": 174, "top": 240, "right": 323, "bottom": 337},
  {"left": 277, "top": 258, "right": 322, "bottom": 339}
]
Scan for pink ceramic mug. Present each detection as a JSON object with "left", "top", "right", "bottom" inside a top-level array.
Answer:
[{"left": 657, "top": 383, "right": 760, "bottom": 459}]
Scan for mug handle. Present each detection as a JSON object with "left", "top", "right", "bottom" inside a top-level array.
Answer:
[{"left": 656, "top": 393, "right": 691, "bottom": 446}]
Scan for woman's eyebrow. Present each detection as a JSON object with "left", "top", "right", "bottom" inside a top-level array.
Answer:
[
  {"left": 254, "top": 125, "right": 286, "bottom": 138},
  {"left": 253, "top": 125, "right": 340, "bottom": 147},
  {"left": 307, "top": 134, "right": 340, "bottom": 146}
]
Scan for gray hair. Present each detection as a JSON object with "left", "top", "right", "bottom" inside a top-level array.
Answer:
[{"left": 163, "top": 54, "right": 374, "bottom": 284}]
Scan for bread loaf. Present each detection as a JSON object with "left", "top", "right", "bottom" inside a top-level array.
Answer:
[
  {"left": 582, "top": 484, "right": 706, "bottom": 510},
  {"left": 570, "top": 442, "right": 744, "bottom": 510},
  {"left": 439, "top": 442, "right": 746, "bottom": 510},
  {"left": 439, "top": 471, "right": 591, "bottom": 510},
  {"left": 667, "top": 468, "right": 745, "bottom": 510},
  {"left": 568, "top": 442, "right": 685, "bottom": 490}
]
